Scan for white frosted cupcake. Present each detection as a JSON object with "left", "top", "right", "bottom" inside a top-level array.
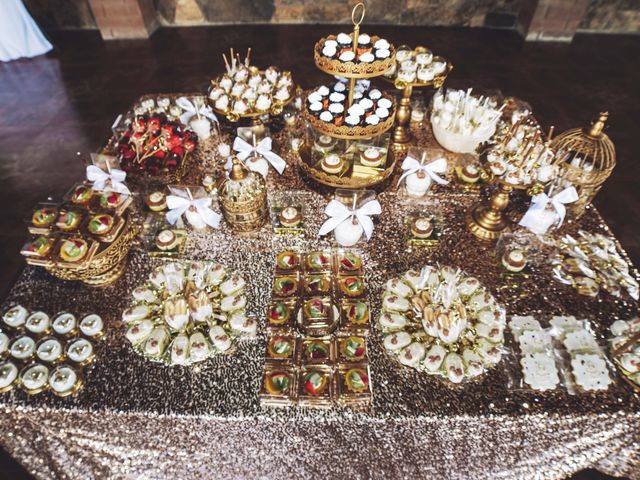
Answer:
[
  {"left": 36, "top": 338, "right": 63, "bottom": 363},
  {"left": 52, "top": 313, "right": 77, "bottom": 336},
  {"left": 66, "top": 338, "right": 94, "bottom": 364},
  {"left": 79, "top": 314, "right": 103, "bottom": 338},
  {"left": 25, "top": 311, "right": 51, "bottom": 335},
  {"left": 3, "top": 305, "right": 28, "bottom": 328}
]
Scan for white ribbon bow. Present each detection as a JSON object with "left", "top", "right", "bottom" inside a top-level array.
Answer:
[
  {"left": 397, "top": 156, "right": 449, "bottom": 188},
  {"left": 318, "top": 199, "right": 381, "bottom": 240},
  {"left": 175, "top": 96, "right": 218, "bottom": 126},
  {"left": 232, "top": 136, "right": 286, "bottom": 175},
  {"left": 519, "top": 186, "right": 578, "bottom": 234},
  {"left": 166, "top": 191, "right": 221, "bottom": 229},
  {"left": 85, "top": 165, "right": 131, "bottom": 195}
]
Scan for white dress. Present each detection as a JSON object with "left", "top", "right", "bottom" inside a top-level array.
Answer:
[{"left": 0, "top": 0, "right": 52, "bottom": 62}]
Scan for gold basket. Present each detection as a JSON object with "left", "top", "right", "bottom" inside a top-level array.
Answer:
[
  {"left": 44, "top": 217, "right": 139, "bottom": 286},
  {"left": 304, "top": 96, "right": 395, "bottom": 141},
  {"left": 297, "top": 143, "right": 397, "bottom": 189},
  {"left": 552, "top": 112, "right": 616, "bottom": 218},
  {"left": 219, "top": 191, "right": 269, "bottom": 232},
  {"left": 314, "top": 34, "right": 396, "bottom": 79},
  {"left": 207, "top": 68, "right": 297, "bottom": 122}
]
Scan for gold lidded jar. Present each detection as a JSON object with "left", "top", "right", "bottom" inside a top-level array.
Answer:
[{"left": 218, "top": 157, "right": 268, "bottom": 232}]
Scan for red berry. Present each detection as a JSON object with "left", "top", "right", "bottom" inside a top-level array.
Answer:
[{"left": 183, "top": 139, "right": 196, "bottom": 153}]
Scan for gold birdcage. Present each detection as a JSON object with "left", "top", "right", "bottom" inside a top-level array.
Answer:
[
  {"left": 218, "top": 157, "right": 268, "bottom": 232},
  {"left": 552, "top": 112, "right": 616, "bottom": 218}
]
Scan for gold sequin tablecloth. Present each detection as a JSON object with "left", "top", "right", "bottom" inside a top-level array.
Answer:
[{"left": 1, "top": 114, "right": 639, "bottom": 480}]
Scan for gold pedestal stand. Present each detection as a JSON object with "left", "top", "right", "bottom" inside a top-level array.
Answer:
[
  {"left": 466, "top": 182, "right": 513, "bottom": 241},
  {"left": 392, "top": 84, "right": 413, "bottom": 150}
]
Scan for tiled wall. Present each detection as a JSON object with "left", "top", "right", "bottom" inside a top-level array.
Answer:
[{"left": 23, "top": 0, "right": 640, "bottom": 33}]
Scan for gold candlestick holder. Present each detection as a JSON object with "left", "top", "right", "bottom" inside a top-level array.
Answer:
[{"left": 467, "top": 181, "right": 515, "bottom": 241}]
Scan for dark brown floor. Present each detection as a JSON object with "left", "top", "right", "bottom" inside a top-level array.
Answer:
[{"left": 0, "top": 25, "right": 638, "bottom": 480}]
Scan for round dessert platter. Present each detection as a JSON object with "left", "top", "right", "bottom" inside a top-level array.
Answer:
[
  {"left": 381, "top": 45, "right": 453, "bottom": 148},
  {"left": 378, "top": 265, "right": 506, "bottom": 384},
  {"left": 297, "top": 3, "right": 398, "bottom": 189},
  {"left": 208, "top": 48, "right": 297, "bottom": 123},
  {"left": 121, "top": 261, "right": 257, "bottom": 366}
]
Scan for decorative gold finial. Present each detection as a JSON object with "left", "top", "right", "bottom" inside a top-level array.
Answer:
[
  {"left": 351, "top": 2, "right": 365, "bottom": 27},
  {"left": 588, "top": 111, "right": 608, "bottom": 137},
  {"left": 230, "top": 157, "right": 247, "bottom": 181}
]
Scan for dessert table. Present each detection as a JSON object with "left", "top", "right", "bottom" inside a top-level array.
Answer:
[{"left": 0, "top": 106, "right": 639, "bottom": 480}]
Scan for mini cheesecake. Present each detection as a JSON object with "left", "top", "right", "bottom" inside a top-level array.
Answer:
[
  {"left": 25, "top": 311, "right": 51, "bottom": 335},
  {"left": 79, "top": 314, "right": 103, "bottom": 338},
  {"left": 48, "top": 364, "right": 80, "bottom": 397},
  {"left": 20, "top": 363, "right": 50, "bottom": 394},
  {"left": 3, "top": 305, "right": 28, "bottom": 329},
  {"left": 55, "top": 210, "right": 82, "bottom": 232},
  {"left": 155, "top": 230, "right": 179, "bottom": 251},
  {"left": 36, "top": 337, "right": 64, "bottom": 363},
  {"left": 459, "top": 164, "right": 481, "bottom": 183},
  {"left": 359, "top": 147, "right": 384, "bottom": 168},
  {"left": 278, "top": 207, "right": 301, "bottom": 228},
  {"left": 32, "top": 207, "right": 58, "bottom": 228},
  {"left": 70, "top": 185, "right": 93, "bottom": 206},
  {"left": 0, "top": 361, "right": 18, "bottom": 393},
  {"left": 146, "top": 191, "right": 167, "bottom": 212},
  {"left": 502, "top": 249, "right": 527, "bottom": 273},
  {"left": 65, "top": 338, "right": 94, "bottom": 364},
  {"left": 411, "top": 217, "right": 434, "bottom": 239},
  {"left": 87, "top": 214, "right": 114, "bottom": 236},
  {"left": 52, "top": 313, "right": 77, "bottom": 336},
  {"left": 59, "top": 238, "right": 88, "bottom": 263},
  {"left": 321, "top": 154, "right": 343, "bottom": 175}
]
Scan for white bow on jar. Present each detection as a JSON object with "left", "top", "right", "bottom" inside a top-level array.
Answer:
[
  {"left": 166, "top": 189, "right": 221, "bottom": 230},
  {"left": 232, "top": 136, "right": 286, "bottom": 177},
  {"left": 397, "top": 154, "right": 449, "bottom": 197},
  {"left": 519, "top": 186, "right": 579, "bottom": 235},
  {"left": 85, "top": 165, "right": 131, "bottom": 195},
  {"left": 318, "top": 199, "right": 382, "bottom": 247}
]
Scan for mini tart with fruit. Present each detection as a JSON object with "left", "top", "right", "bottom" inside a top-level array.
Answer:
[
  {"left": 344, "top": 368, "right": 369, "bottom": 393},
  {"left": 155, "top": 230, "right": 179, "bottom": 251},
  {"left": 342, "top": 336, "right": 366, "bottom": 360},
  {"left": 268, "top": 301, "right": 291, "bottom": 325},
  {"left": 70, "top": 185, "right": 93, "bottom": 206},
  {"left": 306, "top": 251, "right": 331, "bottom": 271},
  {"left": 276, "top": 251, "right": 299, "bottom": 271},
  {"left": 32, "top": 207, "right": 58, "bottom": 228},
  {"left": 303, "top": 297, "right": 328, "bottom": 319},
  {"left": 338, "top": 276, "right": 364, "bottom": 297},
  {"left": 346, "top": 301, "right": 369, "bottom": 324},
  {"left": 305, "top": 341, "right": 330, "bottom": 361},
  {"left": 146, "top": 191, "right": 167, "bottom": 212},
  {"left": 265, "top": 371, "right": 290, "bottom": 395},
  {"left": 305, "top": 275, "right": 330, "bottom": 294},
  {"left": 99, "top": 191, "right": 124, "bottom": 210},
  {"left": 24, "top": 236, "right": 53, "bottom": 257},
  {"left": 267, "top": 336, "right": 293, "bottom": 359},
  {"left": 87, "top": 214, "right": 114, "bottom": 236},
  {"left": 339, "top": 252, "right": 362, "bottom": 272},
  {"left": 273, "top": 276, "right": 298, "bottom": 297},
  {"left": 59, "top": 238, "right": 89, "bottom": 263},
  {"left": 303, "top": 370, "right": 329, "bottom": 396},
  {"left": 55, "top": 210, "right": 81, "bottom": 231},
  {"left": 278, "top": 207, "right": 302, "bottom": 228}
]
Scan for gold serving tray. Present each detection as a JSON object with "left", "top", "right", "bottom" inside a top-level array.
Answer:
[
  {"left": 207, "top": 68, "right": 297, "bottom": 122},
  {"left": 297, "top": 143, "right": 397, "bottom": 189},
  {"left": 314, "top": 34, "right": 396, "bottom": 79}
]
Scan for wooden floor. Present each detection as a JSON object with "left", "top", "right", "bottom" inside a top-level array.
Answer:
[{"left": 0, "top": 25, "right": 637, "bottom": 480}]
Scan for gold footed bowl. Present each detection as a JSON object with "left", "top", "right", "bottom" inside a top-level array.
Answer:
[{"left": 44, "top": 219, "right": 138, "bottom": 287}]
